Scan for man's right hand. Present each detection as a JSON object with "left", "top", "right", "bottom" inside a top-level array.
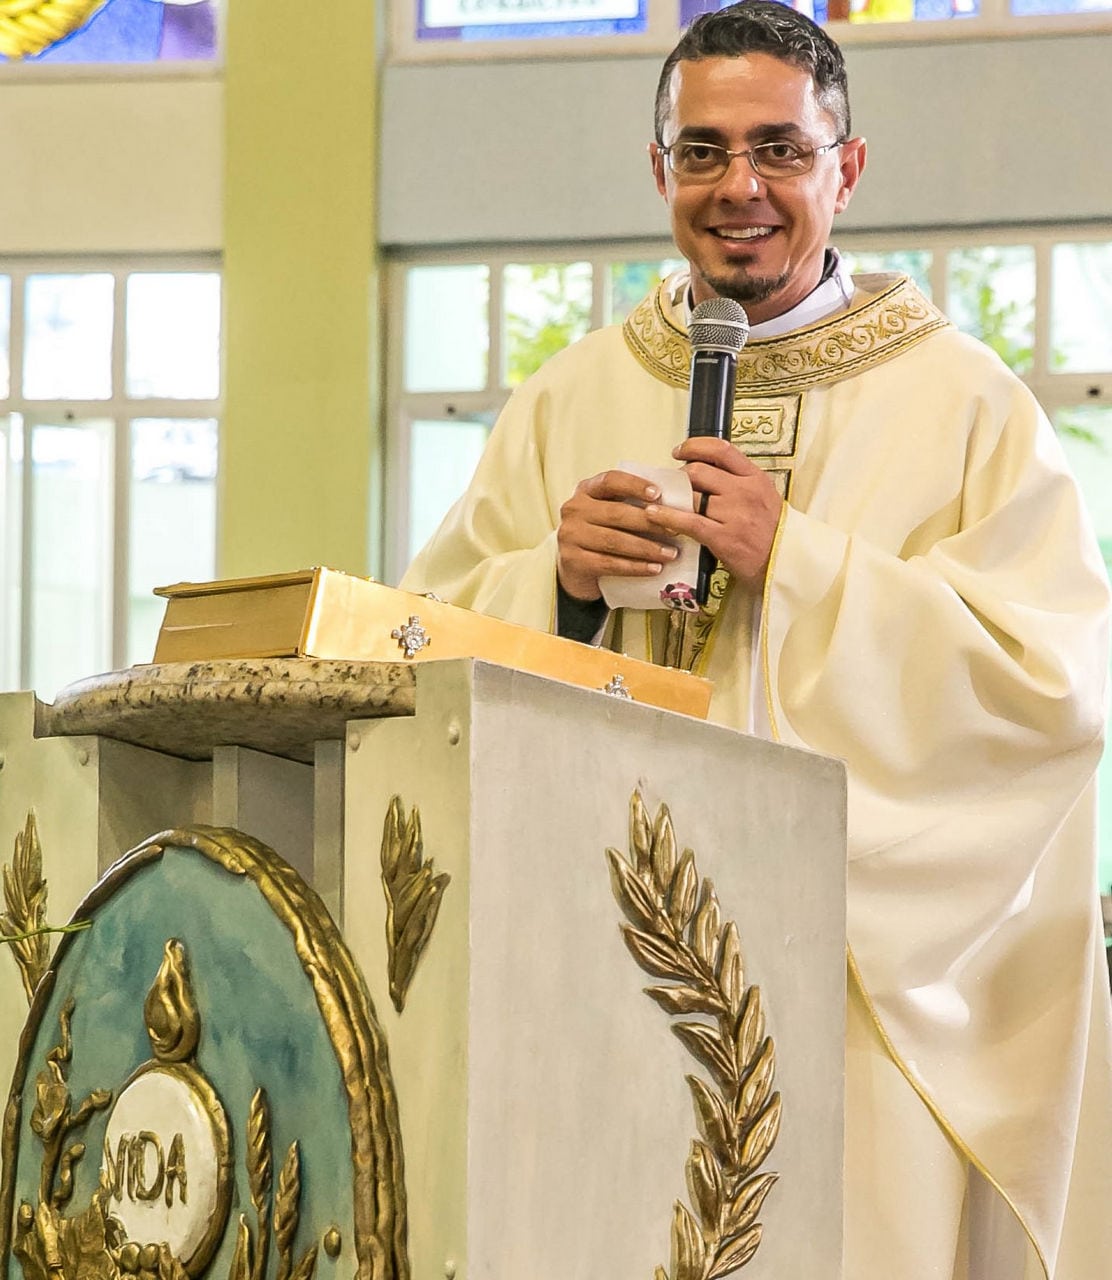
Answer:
[{"left": 556, "top": 470, "right": 680, "bottom": 601}]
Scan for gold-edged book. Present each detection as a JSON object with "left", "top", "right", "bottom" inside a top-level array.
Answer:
[{"left": 152, "top": 568, "right": 712, "bottom": 720}]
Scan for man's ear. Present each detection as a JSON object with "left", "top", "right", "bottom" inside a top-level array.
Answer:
[
  {"left": 648, "top": 142, "right": 669, "bottom": 200},
  {"left": 834, "top": 136, "right": 867, "bottom": 215}
]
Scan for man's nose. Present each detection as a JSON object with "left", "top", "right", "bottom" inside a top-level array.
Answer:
[{"left": 714, "top": 153, "right": 765, "bottom": 201}]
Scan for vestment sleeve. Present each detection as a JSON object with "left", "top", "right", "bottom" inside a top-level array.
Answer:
[
  {"left": 761, "top": 372, "right": 1111, "bottom": 1259},
  {"left": 764, "top": 386, "right": 1109, "bottom": 867}
]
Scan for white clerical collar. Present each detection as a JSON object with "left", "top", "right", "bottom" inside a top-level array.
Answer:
[{"left": 674, "top": 250, "right": 856, "bottom": 338}]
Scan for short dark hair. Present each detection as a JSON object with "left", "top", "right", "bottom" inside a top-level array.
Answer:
[{"left": 654, "top": 1, "right": 851, "bottom": 143}]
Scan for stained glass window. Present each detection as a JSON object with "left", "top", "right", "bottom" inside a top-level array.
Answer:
[
  {"left": 679, "top": 0, "right": 979, "bottom": 25},
  {"left": 1012, "top": 0, "right": 1112, "bottom": 12},
  {"left": 0, "top": 0, "right": 218, "bottom": 66},
  {"left": 417, "top": 0, "right": 647, "bottom": 41}
]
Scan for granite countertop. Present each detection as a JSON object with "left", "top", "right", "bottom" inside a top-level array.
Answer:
[{"left": 38, "top": 658, "right": 418, "bottom": 763}]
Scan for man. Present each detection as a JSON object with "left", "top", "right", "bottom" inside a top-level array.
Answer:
[{"left": 402, "top": 3, "right": 1112, "bottom": 1276}]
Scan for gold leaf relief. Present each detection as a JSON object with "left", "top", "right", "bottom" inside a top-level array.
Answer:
[
  {"left": 229, "top": 1216, "right": 253, "bottom": 1280},
  {"left": 707, "top": 1227, "right": 762, "bottom": 1280},
  {"left": 666, "top": 851, "right": 698, "bottom": 933},
  {"left": 143, "top": 939, "right": 200, "bottom": 1063},
  {"left": 380, "top": 796, "right": 450, "bottom": 1014},
  {"left": 670, "top": 1202, "right": 705, "bottom": 1280},
  {"left": 606, "top": 791, "right": 781, "bottom": 1280},
  {"left": 246, "top": 1090, "right": 272, "bottom": 1280},
  {"left": 606, "top": 849, "right": 660, "bottom": 932},
  {"left": 274, "top": 1143, "right": 301, "bottom": 1280},
  {"left": 630, "top": 790, "right": 653, "bottom": 877},
  {"left": 2, "top": 812, "right": 91, "bottom": 1005},
  {"left": 229, "top": 1091, "right": 319, "bottom": 1280}
]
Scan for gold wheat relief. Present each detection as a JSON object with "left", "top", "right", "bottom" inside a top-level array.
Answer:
[{"left": 606, "top": 790, "right": 781, "bottom": 1280}]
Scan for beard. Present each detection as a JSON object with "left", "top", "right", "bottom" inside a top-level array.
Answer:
[{"left": 697, "top": 267, "right": 791, "bottom": 308}]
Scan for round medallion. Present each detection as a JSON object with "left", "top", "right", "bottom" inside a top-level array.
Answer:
[{"left": 101, "top": 1063, "right": 231, "bottom": 1274}]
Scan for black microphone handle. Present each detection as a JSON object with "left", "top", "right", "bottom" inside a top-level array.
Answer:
[
  {"left": 687, "top": 349, "right": 738, "bottom": 605},
  {"left": 687, "top": 349, "right": 738, "bottom": 439}
]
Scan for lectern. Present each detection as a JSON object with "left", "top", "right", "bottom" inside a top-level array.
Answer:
[{"left": 0, "top": 642, "right": 846, "bottom": 1280}]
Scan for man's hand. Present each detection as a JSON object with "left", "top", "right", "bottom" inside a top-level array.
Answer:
[
  {"left": 643, "top": 438, "right": 784, "bottom": 589},
  {"left": 557, "top": 470, "right": 680, "bottom": 601}
]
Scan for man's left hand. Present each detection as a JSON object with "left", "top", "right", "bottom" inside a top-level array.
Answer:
[{"left": 643, "top": 438, "right": 784, "bottom": 589}]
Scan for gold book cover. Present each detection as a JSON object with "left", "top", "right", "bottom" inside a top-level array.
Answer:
[{"left": 152, "top": 568, "right": 712, "bottom": 719}]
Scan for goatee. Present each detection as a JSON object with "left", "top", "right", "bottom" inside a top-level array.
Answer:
[{"left": 700, "top": 269, "right": 790, "bottom": 308}]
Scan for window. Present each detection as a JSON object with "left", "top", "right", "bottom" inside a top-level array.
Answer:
[
  {"left": 0, "top": 261, "right": 222, "bottom": 701},
  {"left": 386, "top": 247, "right": 684, "bottom": 570},
  {"left": 0, "top": 0, "right": 219, "bottom": 66},
  {"left": 393, "top": 0, "right": 1112, "bottom": 59}
]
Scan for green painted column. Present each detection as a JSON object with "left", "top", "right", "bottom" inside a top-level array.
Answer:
[{"left": 221, "top": 1, "right": 378, "bottom": 578}]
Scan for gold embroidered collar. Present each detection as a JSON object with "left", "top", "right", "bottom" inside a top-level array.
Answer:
[{"left": 623, "top": 274, "right": 951, "bottom": 396}]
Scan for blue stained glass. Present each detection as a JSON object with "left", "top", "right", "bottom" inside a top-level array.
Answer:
[
  {"left": 680, "top": 0, "right": 828, "bottom": 27},
  {"left": 418, "top": 0, "right": 647, "bottom": 40},
  {"left": 1012, "top": 0, "right": 1112, "bottom": 12},
  {"left": 0, "top": 0, "right": 217, "bottom": 65},
  {"left": 679, "top": 0, "right": 979, "bottom": 24}
]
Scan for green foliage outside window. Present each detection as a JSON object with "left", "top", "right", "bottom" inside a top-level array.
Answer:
[
  {"left": 947, "top": 246, "right": 1035, "bottom": 374},
  {"left": 504, "top": 263, "right": 591, "bottom": 386}
]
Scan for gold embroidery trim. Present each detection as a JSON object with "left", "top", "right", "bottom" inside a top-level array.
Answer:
[
  {"left": 758, "top": 503, "right": 790, "bottom": 740},
  {"left": 623, "top": 276, "right": 951, "bottom": 396},
  {"left": 0, "top": 0, "right": 109, "bottom": 60}
]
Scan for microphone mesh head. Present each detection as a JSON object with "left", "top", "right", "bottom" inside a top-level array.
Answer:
[{"left": 689, "top": 297, "right": 750, "bottom": 354}]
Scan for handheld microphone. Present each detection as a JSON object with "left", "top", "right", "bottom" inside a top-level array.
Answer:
[{"left": 687, "top": 297, "right": 750, "bottom": 607}]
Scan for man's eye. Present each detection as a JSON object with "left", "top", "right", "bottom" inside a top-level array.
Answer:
[
  {"left": 679, "top": 143, "right": 721, "bottom": 167},
  {"left": 759, "top": 141, "right": 805, "bottom": 165}
]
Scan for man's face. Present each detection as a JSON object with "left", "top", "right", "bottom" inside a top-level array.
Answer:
[{"left": 650, "top": 53, "right": 866, "bottom": 324}]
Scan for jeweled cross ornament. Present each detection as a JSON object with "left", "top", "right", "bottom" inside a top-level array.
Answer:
[{"left": 391, "top": 615, "right": 431, "bottom": 659}]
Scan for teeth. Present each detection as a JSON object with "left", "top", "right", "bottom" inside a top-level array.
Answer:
[{"left": 715, "top": 227, "right": 773, "bottom": 240}]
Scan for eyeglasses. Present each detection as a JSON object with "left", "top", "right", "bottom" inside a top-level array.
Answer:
[{"left": 659, "top": 138, "right": 844, "bottom": 183}]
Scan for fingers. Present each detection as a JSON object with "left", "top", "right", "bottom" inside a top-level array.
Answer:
[
  {"left": 672, "top": 437, "right": 761, "bottom": 474},
  {"left": 642, "top": 451, "right": 784, "bottom": 588},
  {"left": 557, "top": 470, "right": 680, "bottom": 601},
  {"left": 580, "top": 469, "right": 664, "bottom": 503}
]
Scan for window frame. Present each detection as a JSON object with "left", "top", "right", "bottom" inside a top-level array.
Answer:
[{"left": 0, "top": 254, "right": 223, "bottom": 694}]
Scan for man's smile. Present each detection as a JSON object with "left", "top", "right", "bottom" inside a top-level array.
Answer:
[{"left": 711, "top": 226, "right": 776, "bottom": 241}]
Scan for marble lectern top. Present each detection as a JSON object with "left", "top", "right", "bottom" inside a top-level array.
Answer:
[{"left": 38, "top": 658, "right": 418, "bottom": 763}]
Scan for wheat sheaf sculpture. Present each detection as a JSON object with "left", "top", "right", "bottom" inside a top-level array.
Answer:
[{"left": 606, "top": 790, "right": 782, "bottom": 1280}]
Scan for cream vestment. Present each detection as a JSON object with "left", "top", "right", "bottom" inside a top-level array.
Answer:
[{"left": 402, "top": 273, "right": 1112, "bottom": 1278}]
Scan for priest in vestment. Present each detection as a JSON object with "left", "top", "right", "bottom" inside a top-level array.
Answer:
[{"left": 402, "top": 4, "right": 1112, "bottom": 1276}]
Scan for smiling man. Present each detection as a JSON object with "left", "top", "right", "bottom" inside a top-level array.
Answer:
[
  {"left": 401, "top": 4, "right": 1112, "bottom": 1276},
  {"left": 650, "top": 49, "right": 862, "bottom": 319}
]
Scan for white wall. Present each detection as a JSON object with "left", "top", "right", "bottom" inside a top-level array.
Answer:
[
  {"left": 379, "top": 32, "right": 1112, "bottom": 246},
  {"left": 0, "top": 74, "right": 222, "bottom": 254},
  {"left": 0, "top": 31, "right": 1108, "bottom": 255}
]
